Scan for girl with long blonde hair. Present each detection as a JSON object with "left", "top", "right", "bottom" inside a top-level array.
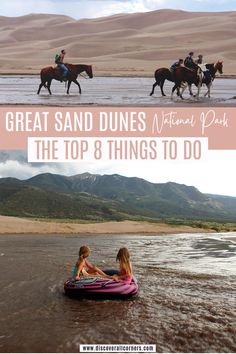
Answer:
[
  {"left": 74, "top": 245, "right": 111, "bottom": 280},
  {"left": 113, "top": 247, "right": 133, "bottom": 283}
]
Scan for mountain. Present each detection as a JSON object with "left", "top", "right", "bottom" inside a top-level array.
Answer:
[
  {"left": 0, "top": 173, "right": 236, "bottom": 222},
  {"left": 0, "top": 10, "right": 235, "bottom": 75}
]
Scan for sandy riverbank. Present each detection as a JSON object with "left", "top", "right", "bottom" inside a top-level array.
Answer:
[{"left": 0, "top": 215, "right": 212, "bottom": 235}]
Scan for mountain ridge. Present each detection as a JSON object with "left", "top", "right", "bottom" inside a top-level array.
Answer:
[{"left": 0, "top": 172, "right": 236, "bottom": 222}]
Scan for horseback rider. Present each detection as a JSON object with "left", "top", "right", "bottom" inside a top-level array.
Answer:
[
  {"left": 196, "top": 54, "right": 203, "bottom": 65},
  {"left": 170, "top": 58, "right": 183, "bottom": 73},
  {"left": 55, "top": 49, "right": 69, "bottom": 81},
  {"left": 184, "top": 52, "right": 198, "bottom": 70},
  {"left": 195, "top": 54, "right": 212, "bottom": 83}
]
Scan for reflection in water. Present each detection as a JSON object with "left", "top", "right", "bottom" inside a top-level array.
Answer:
[
  {"left": 0, "top": 233, "right": 235, "bottom": 352},
  {"left": 0, "top": 76, "right": 236, "bottom": 106}
]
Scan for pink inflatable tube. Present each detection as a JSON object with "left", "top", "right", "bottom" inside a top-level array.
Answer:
[{"left": 64, "top": 269, "right": 138, "bottom": 299}]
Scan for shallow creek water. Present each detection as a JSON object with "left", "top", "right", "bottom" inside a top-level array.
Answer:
[{"left": 0, "top": 232, "right": 235, "bottom": 352}]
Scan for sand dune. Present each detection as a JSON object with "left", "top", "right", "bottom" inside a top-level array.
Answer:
[{"left": 0, "top": 10, "right": 235, "bottom": 75}]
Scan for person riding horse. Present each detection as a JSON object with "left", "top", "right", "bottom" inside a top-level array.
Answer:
[
  {"left": 195, "top": 54, "right": 212, "bottom": 84},
  {"left": 196, "top": 54, "right": 203, "bottom": 65},
  {"left": 184, "top": 52, "right": 199, "bottom": 70},
  {"left": 170, "top": 59, "right": 183, "bottom": 74},
  {"left": 37, "top": 64, "right": 93, "bottom": 95},
  {"left": 55, "top": 49, "right": 69, "bottom": 81}
]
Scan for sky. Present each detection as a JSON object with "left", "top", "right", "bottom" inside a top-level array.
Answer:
[{"left": 0, "top": 0, "right": 235, "bottom": 19}]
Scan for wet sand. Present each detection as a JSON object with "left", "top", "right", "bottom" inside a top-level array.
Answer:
[
  {"left": 0, "top": 75, "right": 235, "bottom": 106},
  {"left": 0, "top": 215, "right": 211, "bottom": 235},
  {"left": 223, "top": 236, "right": 236, "bottom": 243},
  {"left": 0, "top": 233, "right": 236, "bottom": 353}
]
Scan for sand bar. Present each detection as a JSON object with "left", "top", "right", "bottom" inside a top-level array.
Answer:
[
  {"left": 222, "top": 237, "right": 236, "bottom": 242},
  {"left": 0, "top": 215, "right": 212, "bottom": 235}
]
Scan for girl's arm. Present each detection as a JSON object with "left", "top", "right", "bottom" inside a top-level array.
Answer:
[
  {"left": 75, "top": 259, "right": 85, "bottom": 280},
  {"left": 85, "top": 260, "right": 110, "bottom": 278},
  {"left": 84, "top": 259, "right": 94, "bottom": 270}
]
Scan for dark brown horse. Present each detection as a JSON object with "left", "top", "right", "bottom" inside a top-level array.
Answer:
[
  {"left": 200, "top": 61, "right": 223, "bottom": 97},
  {"left": 171, "top": 66, "right": 202, "bottom": 100},
  {"left": 184, "top": 61, "right": 223, "bottom": 98},
  {"left": 150, "top": 68, "right": 174, "bottom": 96},
  {"left": 37, "top": 64, "right": 93, "bottom": 95}
]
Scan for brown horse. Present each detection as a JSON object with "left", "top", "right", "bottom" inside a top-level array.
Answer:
[
  {"left": 37, "top": 64, "right": 93, "bottom": 95},
  {"left": 171, "top": 66, "right": 202, "bottom": 100},
  {"left": 149, "top": 67, "right": 185, "bottom": 97},
  {"left": 150, "top": 68, "right": 174, "bottom": 96}
]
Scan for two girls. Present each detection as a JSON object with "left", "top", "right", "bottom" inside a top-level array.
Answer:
[{"left": 74, "top": 246, "right": 133, "bottom": 283}]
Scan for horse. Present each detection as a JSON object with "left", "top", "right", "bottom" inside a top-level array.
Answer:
[
  {"left": 150, "top": 68, "right": 174, "bottom": 96},
  {"left": 171, "top": 66, "right": 202, "bottom": 100},
  {"left": 182, "top": 61, "right": 223, "bottom": 98},
  {"left": 37, "top": 64, "right": 93, "bottom": 95}
]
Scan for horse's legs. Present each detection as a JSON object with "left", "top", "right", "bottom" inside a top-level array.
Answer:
[
  {"left": 37, "top": 80, "right": 51, "bottom": 94},
  {"left": 37, "top": 82, "right": 45, "bottom": 94},
  {"left": 150, "top": 81, "right": 158, "bottom": 96},
  {"left": 179, "top": 88, "right": 184, "bottom": 100},
  {"left": 204, "top": 86, "right": 208, "bottom": 97},
  {"left": 204, "top": 82, "right": 212, "bottom": 98},
  {"left": 179, "top": 84, "right": 185, "bottom": 99},
  {"left": 67, "top": 80, "right": 72, "bottom": 95},
  {"left": 187, "top": 83, "right": 193, "bottom": 96},
  {"left": 70, "top": 79, "right": 81, "bottom": 94},
  {"left": 179, "top": 83, "right": 187, "bottom": 98},
  {"left": 171, "top": 83, "right": 179, "bottom": 100},
  {"left": 160, "top": 80, "right": 166, "bottom": 96},
  {"left": 195, "top": 82, "right": 201, "bottom": 98},
  {"left": 47, "top": 79, "right": 52, "bottom": 95},
  {"left": 76, "top": 79, "right": 82, "bottom": 94},
  {"left": 160, "top": 79, "right": 166, "bottom": 96},
  {"left": 172, "top": 82, "right": 184, "bottom": 100}
]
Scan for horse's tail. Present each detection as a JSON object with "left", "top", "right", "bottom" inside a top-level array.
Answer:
[
  {"left": 40, "top": 67, "right": 54, "bottom": 85},
  {"left": 40, "top": 70, "right": 44, "bottom": 81},
  {"left": 154, "top": 70, "right": 162, "bottom": 86}
]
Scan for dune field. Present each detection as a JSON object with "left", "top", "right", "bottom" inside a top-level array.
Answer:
[{"left": 0, "top": 10, "right": 235, "bottom": 76}]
